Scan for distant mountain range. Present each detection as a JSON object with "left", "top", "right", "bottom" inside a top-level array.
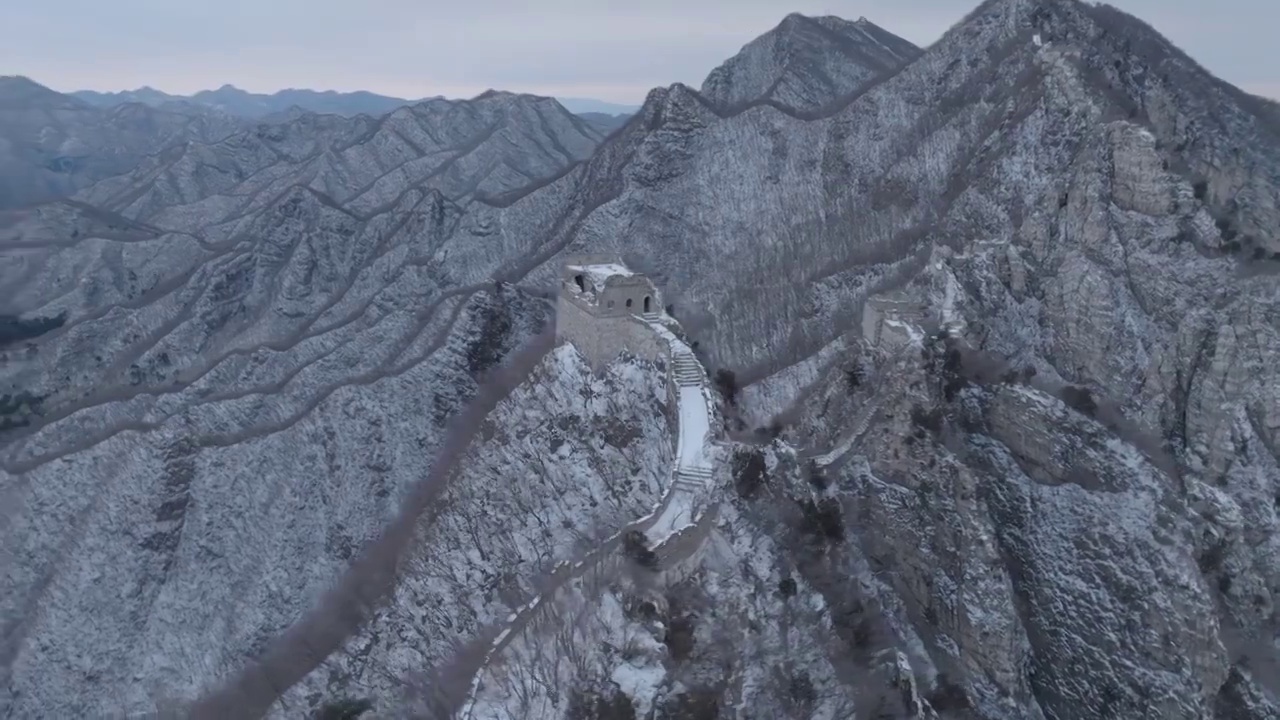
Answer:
[
  {"left": 0, "top": 77, "right": 634, "bottom": 209},
  {"left": 70, "top": 84, "right": 640, "bottom": 120},
  {"left": 0, "top": 76, "right": 244, "bottom": 209}
]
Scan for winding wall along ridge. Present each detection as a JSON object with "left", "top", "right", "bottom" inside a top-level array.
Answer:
[{"left": 457, "top": 307, "right": 723, "bottom": 718}]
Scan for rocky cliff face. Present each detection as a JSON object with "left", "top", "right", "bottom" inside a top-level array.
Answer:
[
  {"left": 440, "top": 1, "right": 1280, "bottom": 717},
  {"left": 2, "top": 1, "right": 1279, "bottom": 718}
]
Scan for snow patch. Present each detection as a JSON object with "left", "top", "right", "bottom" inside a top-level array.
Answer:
[
  {"left": 677, "top": 385, "right": 712, "bottom": 470},
  {"left": 565, "top": 262, "right": 634, "bottom": 290}
]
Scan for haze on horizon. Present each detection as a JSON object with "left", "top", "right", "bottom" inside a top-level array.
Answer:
[{"left": 4, "top": 0, "right": 1278, "bottom": 105}]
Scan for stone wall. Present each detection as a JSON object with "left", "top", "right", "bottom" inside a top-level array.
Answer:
[
  {"left": 554, "top": 293, "right": 670, "bottom": 372},
  {"left": 599, "top": 276, "right": 660, "bottom": 316},
  {"left": 862, "top": 293, "right": 930, "bottom": 347},
  {"left": 879, "top": 321, "right": 916, "bottom": 348}
]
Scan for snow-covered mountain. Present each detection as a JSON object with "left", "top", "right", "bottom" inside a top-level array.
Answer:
[
  {"left": 3, "top": 1, "right": 1280, "bottom": 718},
  {"left": 0, "top": 90, "right": 604, "bottom": 452},
  {"left": 73, "top": 85, "right": 439, "bottom": 119},
  {"left": 72, "top": 85, "right": 641, "bottom": 123},
  {"left": 73, "top": 90, "right": 603, "bottom": 224},
  {"left": 5, "top": 83, "right": 618, "bottom": 213},
  {"left": 700, "top": 13, "right": 922, "bottom": 112},
  {"left": 0, "top": 76, "right": 244, "bottom": 209}
]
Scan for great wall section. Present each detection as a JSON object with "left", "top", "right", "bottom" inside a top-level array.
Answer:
[
  {"left": 454, "top": 250, "right": 960, "bottom": 718},
  {"left": 457, "top": 256, "right": 726, "bottom": 718}
]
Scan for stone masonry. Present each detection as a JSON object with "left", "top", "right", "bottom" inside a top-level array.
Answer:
[
  {"left": 554, "top": 254, "right": 668, "bottom": 371},
  {"left": 861, "top": 291, "right": 930, "bottom": 348}
]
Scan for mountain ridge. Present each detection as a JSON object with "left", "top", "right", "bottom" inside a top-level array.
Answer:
[
  {"left": 700, "top": 12, "right": 922, "bottom": 112},
  {"left": 71, "top": 83, "right": 642, "bottom": 120},
  {"left": 0, "top": 77, "right": 246, "bottom": 210},
  {"left": 2, "top": 1, "right": 1280, "bottom": 718}
]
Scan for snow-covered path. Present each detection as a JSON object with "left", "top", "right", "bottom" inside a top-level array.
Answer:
[
  {"left": 643, "top": 319, "right": 718, "bottom": 546},
  {"left": 677, "top": 385, "right": 712, "bottom": 469}
]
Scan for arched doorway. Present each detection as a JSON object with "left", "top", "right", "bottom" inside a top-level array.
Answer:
[
  {"left": 643, "top": 296, "right": 651, "bottom": 313},
  {"left": 573, "top": 274, "right": 584, "bottom": 292}
]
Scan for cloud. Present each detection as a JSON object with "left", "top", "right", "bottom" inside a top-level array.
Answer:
[{"left": 0, "top": 0, "right": 1274, "bottom": 103}]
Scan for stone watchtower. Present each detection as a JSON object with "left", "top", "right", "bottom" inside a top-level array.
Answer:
[
  {"left": 560, "top": 254, "right": 660, "bottom": 317},
  {"left": 554, "top": 254, "right": 667, "bottom": 370},
  {"left": 861, "top": 291, "right": 929, "bottom": 348}
]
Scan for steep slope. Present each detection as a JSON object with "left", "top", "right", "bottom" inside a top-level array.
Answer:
[
  {"left": 4, "top": 1, "right": 1280, "bottom": 718},
  {"left": 384, "top": 0, "right": 1279, "bottom": 716},
  {"left": 0, "top": 77, "right": 244, "bottom": 209},
  {"left": 0, "top": 84, "right": 617, "bottom": 718},
  {"left": 577, "top": 111, "right": 632, "bottom": 137},
  {"left": 700, "top": 13, "right": 921, "bottom": 112},
  {"left": 0, "top": 310, "right": 677, "bottom": 718},
  {"left": 655, "top": 1, "right": 1278, "bottom": 717}
]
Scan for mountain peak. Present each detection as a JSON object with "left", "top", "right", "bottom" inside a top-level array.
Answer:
[
  {"left": 699, "top": 13, "right": 921, "bottom": 112},
  {"left": 0, "top": 75, "right": 84, "bottom": 106},
  {"left": 0, "top": 75, "right": 50, "bottom": 94},
  {"left": 470, "top": 89, "right": 563, "bottom": 109}
]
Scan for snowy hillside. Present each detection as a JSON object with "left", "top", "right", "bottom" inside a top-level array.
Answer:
[
  {"left": 700, "top": 14, "right": 922, "bottom": 112},
  {"left": 0, "top": 76, "right": 245, "bottom": 209},
  {"left": 3, "top": 0, "right": 1280, "bottom": 718}
]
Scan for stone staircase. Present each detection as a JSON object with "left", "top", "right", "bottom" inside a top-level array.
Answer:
[
  {"left": 673, "top": 353, "right": 704, "bottom": 387},
  {"left": 672, "top": 465, "right": 713, "bottom": 491},
  {"left": 641, "top": 311, "right": 661, "bottom": 323}
]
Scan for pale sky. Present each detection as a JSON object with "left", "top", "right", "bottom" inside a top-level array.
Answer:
[{"left": 3, "top": 0, "right": 1276, "bottom": 104}]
